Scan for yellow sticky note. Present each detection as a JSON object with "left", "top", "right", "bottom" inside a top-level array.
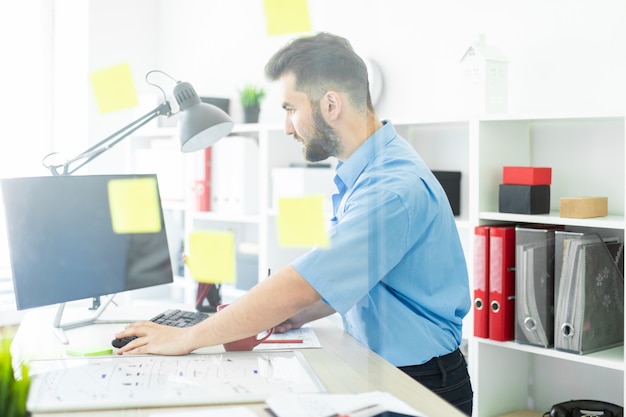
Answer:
[
  {"left": 263, "top": 0, "right": 312, "bottom": 36},
  {"left": 90, "top": 62, "right": 139, "bottom": 113},
  {"left": 277, "top": 196, "right": 329, "bottom": 248},
  {"left": 107, "top": 177, "right": 162, "bottom": 234},
  {"left": 187, "top": 231, "right": 236, "bottom": 284}
]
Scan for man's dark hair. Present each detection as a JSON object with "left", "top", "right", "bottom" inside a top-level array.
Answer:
[{"left": 264, "top": 32, "right": 373, "bottom": 112}]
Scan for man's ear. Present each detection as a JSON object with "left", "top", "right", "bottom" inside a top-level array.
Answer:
[{"left": 321, "top": 90, "right": 342, "bottom": 121}]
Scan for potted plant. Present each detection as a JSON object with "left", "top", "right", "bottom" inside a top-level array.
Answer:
[
  {"left": 239, "top": 84, "right": 265, "bottom": 123},
  {"left": 1, "top": 336, "right": 30, "bottom": 417}
]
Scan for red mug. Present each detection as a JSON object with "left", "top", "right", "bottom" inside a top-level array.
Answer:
[{"left": 216, "top": 304, "right": 274, "bottom": 351}]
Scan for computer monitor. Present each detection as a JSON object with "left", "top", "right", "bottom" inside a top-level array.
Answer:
[{"left": 1, "top": 173, "right": 173, "bottom": 342}]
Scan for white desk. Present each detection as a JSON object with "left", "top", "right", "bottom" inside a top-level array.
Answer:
[{"left": 12, "top": 304, "right": 466, "bottom": 417}]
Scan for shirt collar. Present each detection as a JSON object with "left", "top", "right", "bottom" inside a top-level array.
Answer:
[{"left": 335, "top": 120, "right": 396, "bottom": 189}]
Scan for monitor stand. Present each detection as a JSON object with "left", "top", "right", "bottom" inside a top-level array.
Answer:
[{"left": 52, "top": 295, "right": 117, "bottom": 344}]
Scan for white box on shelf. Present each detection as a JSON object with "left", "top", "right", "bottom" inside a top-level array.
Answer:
[
  {"left": 271, "top": 166, "right": 336, "bottom": 211},
  {"left": 134, "top": 139, "right": 185, "bottom": 202}
]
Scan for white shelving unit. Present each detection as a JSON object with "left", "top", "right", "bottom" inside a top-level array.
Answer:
[
  {"left": 470, "top": 114, "right": 625, "bottom": 416},
  {"left": 388, "top": 115, "right": 625, "bottom": 416},
  {"left": 131, "top": 114, "right": 625, "bottom": 416},
  {"left": 181, "top": 124, "right": 313, "bottom": 296}
]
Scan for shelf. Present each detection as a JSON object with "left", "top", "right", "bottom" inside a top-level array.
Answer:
[
  {"left": 231, "top": 123, "right": 282, "bottom": 133},
  {"left": 471, "top": 114, "right": 626, "bottom": 415},
  {"left": 191, "top": 211, "right": 260, "bottom": 224},
  {"left": 162, "top": 200, "right": 187, "bottom": 211},
  {"left": 477, "top": 113, "right": 625, "bottom": 123},
  {"left": 480, "top": 211, "right": 625, "bottom": 229},
  {"left": 476, "top": 338, "right": 624, "bottom": 371}
]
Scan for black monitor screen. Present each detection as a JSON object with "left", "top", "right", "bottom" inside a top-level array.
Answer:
[{"left": 1, "top": 174, "right": 173, "bottom": 310}]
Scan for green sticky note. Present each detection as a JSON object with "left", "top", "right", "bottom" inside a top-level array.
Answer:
[
  {"left": 66, "top": 346, "right": 113, "bottom": 357},
  {"left": 90, "top": 62, "right": 139, "bottom": 113},
  {"left": 277, "top": 196, "right": 329, "bottom": 248},
  {"left": 187, "top": 230, "right": 236, "bottom": 284},
  {"left": 263, "top": 0, "right": 312, "bottom": 36},
  {"left": 108, "top": 177, "right": 162, "bottom": 234}
]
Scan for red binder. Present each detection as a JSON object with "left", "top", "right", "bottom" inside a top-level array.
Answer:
[
  {"left": 473, "top": 226, "right": 490, "bottom": 338},
  {"left": 194, "top": 147, "right": 212, "bottom": 211},
  {"left": 488, "top": 226, "right": 516, "bottom": 341}
]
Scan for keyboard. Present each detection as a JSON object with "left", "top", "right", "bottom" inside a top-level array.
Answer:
[{"left": 111, "top": 309, "right": 210, "bottom": 348}]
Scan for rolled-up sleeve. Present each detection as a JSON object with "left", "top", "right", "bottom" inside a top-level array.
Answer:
[{"left": 291, "top": 185, "right": 411, "bottom": 314}]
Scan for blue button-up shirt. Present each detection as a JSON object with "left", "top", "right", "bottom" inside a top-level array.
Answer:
[{"left": 291, "top": 121, "right": 470, "bottom": 366}]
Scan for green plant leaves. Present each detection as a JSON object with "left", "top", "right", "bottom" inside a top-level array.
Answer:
[
  {"left": 239, "top": 84, "right": 266, "bottom": 107},
  {"left": 1, "top": 336, "right": 30, "bottom": 417}
]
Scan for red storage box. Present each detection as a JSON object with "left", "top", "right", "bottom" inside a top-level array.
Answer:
[{"left": 502, "top": 166, "right": 552, "bottom": 185}]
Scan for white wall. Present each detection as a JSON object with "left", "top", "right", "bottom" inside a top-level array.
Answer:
[
  {"left": 0, "top": 0, "right": 53, "bottom": 178},
  {"left": 85, "top": 0, "right": 160, "bottom": 174},
  {"left": 153, "top": 0, "right": 626, "bottom": 123},
  {"left": 85, "top": 0, "right": 626, "bottom": 156},
  {"left": 1, "top": 1, "right": 621, "bottom": 179},
  {"left": 0, "top": 0, "right": 54, "bottom": 274}
]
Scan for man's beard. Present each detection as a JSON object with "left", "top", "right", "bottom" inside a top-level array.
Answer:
[{"left": 301, "top": 106, "right": 341, "bottom": 162}]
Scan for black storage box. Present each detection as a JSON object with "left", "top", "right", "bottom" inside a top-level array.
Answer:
[
  {"left": 499, "top": 184, "right": 550, "bottom": 214},
  {"left": 432, "top": 171, "right": 461, "bottom": 216}
]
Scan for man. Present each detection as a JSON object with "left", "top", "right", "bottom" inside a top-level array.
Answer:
[{"left": 115, "top": 32, "right": 473, "bottom": 415}]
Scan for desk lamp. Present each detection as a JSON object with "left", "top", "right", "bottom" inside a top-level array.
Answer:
[
  {"left": 43, "top": 70, "right": 234, "bottom": 176},
  {"left": 38, "top": 70, "right": 233, "bottom": 340}
]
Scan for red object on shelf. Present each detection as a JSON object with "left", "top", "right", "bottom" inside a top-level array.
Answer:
[
  {"left": 502, "top": 166, "right": 552, "bottom": 185},
  {"left": 195, "top": 180, "right": 210, "bottom": 211},
  {"left": 488, "top": 225, "right": 516, "bottom": 342},
  {"left": 473, "top": 225, "right": 491, "bottom": 338},
  {"left": 195, "top": 147, "right": 212, "bottom": 211}
]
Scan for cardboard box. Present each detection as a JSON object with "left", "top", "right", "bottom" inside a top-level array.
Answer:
[
  {"left": 499, "top": 184, "right": 550, "bottom": 214},
  {"left": 503, "top": 166, "right": 552, "bottom": 185},
  {"left": 560, "top": 196, "right": 608, "bottom": 218}
]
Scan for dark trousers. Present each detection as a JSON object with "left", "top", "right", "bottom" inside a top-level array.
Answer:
[{"left": 399, "top": 348, "right": 473, "bottom": 416}]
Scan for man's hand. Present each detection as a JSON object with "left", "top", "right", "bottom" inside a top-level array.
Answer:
[
  {"left": 273, "top": 317, "right": 304, "bottom": 333},
  {"left": 114, "top": 321, "right": 193, "bottom": 356},
  {"left": 113, "top": 266, "right": 324, "bottom": 355}
]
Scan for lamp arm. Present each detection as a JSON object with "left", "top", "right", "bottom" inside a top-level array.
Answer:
[{"left": 52, "top": 101, "right": 172, "bottom": 176}]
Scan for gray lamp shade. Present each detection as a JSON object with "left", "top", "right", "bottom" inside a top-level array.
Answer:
[{"left": 174, "top": 81, "right": 234, "bottom": 152}]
